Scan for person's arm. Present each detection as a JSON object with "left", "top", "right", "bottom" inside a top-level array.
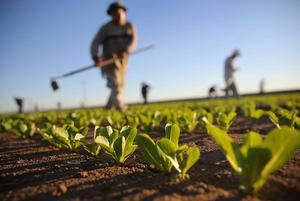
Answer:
[
  {"left": 126, "top": 23, "right": 138, "bottom": 53},
  {"left": 230, "top": 59, "right": 239, "bottom": 72},
  {"left": 233, "top": 66, "right": 239, "bottom": 72},
  {"left": 90, "top": 26, "right": 105, "bottom": 65}
]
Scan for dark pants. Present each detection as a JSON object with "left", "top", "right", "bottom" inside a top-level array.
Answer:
[{"left": 225, "top": 82, "right": 239, "bottom": 98}]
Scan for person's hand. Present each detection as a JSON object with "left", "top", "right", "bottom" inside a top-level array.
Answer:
[
  {"left": 122, "top": 50, "right": 129, "bottom": 59},
  {"left": 93, "top": 56, "right": 103, "bottom": 67},
  {"left": 119, "top": 49, "right": 129, "bottom": 60}
]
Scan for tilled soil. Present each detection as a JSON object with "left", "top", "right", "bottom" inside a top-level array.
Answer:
[{"left": 0, "top": 117, "right": 299, "bottom": 201}]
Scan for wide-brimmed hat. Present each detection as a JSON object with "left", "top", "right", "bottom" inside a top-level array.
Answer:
[{"left": 107, "top": 2, "right": 127, "bottom": 15}]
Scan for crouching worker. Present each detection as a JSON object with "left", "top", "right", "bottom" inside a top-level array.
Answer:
[{"left": 91, "top": 2, "right": 137, "bottom": 111}]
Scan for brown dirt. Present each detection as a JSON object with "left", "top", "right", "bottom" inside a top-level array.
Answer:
[{"left": 0, "top": 117, "right": 299, "bottom": 201}]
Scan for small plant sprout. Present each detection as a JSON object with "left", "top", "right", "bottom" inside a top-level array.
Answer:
[
  {"left": 216, "top": 110, "right": 237, "bottom": 131},
  {"left": 39, "top": 122, "right": 88, "bottom": 150},
  {"left": 136, "top": 123, "right": 200, "bottom": 179},
  {"left": 203, "top": 119, "right": 300, "bottom": 193},
  {"left": 95, "top": 125, "right": 138, "bottom": 164},
  {"left": 74, "top": 126, "right": 102, "bottom": 156},
  {"left": 267, "top": 109, "right": 300, "bottom": 130},
  {"left": 13, "top": 120, "right": 36, "bottom": 139}
]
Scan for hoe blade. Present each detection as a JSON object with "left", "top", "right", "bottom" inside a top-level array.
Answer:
[{"left": 51, "top": 80, "right": 59, "bottom": 91}]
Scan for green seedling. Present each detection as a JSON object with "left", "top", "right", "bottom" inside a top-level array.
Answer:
[
  {"left": 267, "top": 109, "right": 300, "bottom": 130},
  {"left": 241, "top": 102, "right": 266, "bottom": 120},
  {"left": 216, "top": 110, "right": 237, "bottom": 130},
  {"left": 204, "top": 118, "right": 300, "bottom": 193},
  {"left": 39, "top": 122, "right": 88, "bottom": 150},
  {"left": 11, "top": 120, "right": 36, "bottom": 139},
  {"left": 177, "top": 111, "right": 198, "bottom": 133},
  {"left": 136, "top": 123, "right": 200, "bottom": 179},
  {"left": 74, "top": 126, "right": 102, "bottom": 156},
  {"left": 95, "top": 125, "right": 137, "bottom": 163}
]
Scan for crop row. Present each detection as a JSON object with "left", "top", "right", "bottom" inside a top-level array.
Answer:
[
  {"left": 0, "top": 96, "right": 299, "bottom": 193},
  {"left": 1, "top": 117, "right": 300, "bottom": 193},
  {"left": 1, "top": 100, "right": 299, "bottom": 134}
]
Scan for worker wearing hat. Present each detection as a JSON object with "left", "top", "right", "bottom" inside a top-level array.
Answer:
[
  {"left": 224, "top": 49, "right": 240, "bottom": 98},
  {"left": 91, "top": 2, "right": 137, "bottom": 111}
]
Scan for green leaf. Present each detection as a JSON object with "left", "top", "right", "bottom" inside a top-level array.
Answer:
[
  {"left": 240, "top": 131, "right": 263, "bottom": 158},
  {"left": 110, "top": 129, "right": 119, "bottom": 145},
  {"left": 165, "top": 123, "right": 180, "bottom": 146},
  {"left": 113, "top": 136, "right": 126, "bottom": 162},
  {"left": 267, "top": 111, "right": 280, "bottom": 129},
  {"left": 177, "top": 144, "right": 188, "bottom": 153},
  {"left": 94, "top": 126, "right": 101, "bottom": 139},
  {"left": 123, "top": 127, "right": 137, "bottom": 157},
  {"left": 95, "top": 135, "right": 111, "bottom": 152},
  {"left": 74, "top": 133, "right": 85, "bottom": 141},
  {"left": 181, "top": 147, "right": 200, "bottom": 175},
  {"left": 124, "top": 145, "right": 137, "bottom": 160},
  {"left": 54, "top": 127, "right": 69, "bottom": 139},
  {"left": 136, "top": 134, "right": 164, "bottom": 171},
  {"left": 240, "top": 147, "right": 272, "bottom": 192},
  {"left": 261, "top": 128, "right": 300, "bottom": 177},
  {"left": 206, "top": 123, "right": 242, "bottom": 173},
  {"left": 165, "top": 154, "right": 181, "bottom": 173},
  {"left": 84, "top": 142, "right": 101, "bottom": 156},
  {"left": 99, "top": 126, "right": 113, "bottom": 140},
  {"left": 79, "top": 127, "right": 89, "bottom": 136},
  {"left": 157, "top": 138, "right": 177, "bottom": 156},
  {"left": 122, "top": 126, "right": 137, "bottom": 146}
]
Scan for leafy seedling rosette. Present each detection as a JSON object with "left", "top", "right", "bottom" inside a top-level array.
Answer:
[
  {"left": 203, "top": 117, "right": 300, "bottom": 193},
  {"left": 136, "top": 123, "right": 200, "bottom": 180}
]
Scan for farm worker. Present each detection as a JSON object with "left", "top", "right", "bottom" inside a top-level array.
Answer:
[
  {"left": 260, "top": 79, "right": 265, "bottom": 94},
  {"left": 14, "top": 97, "right": 24, "bottom": 113},
  {"left": 141, "top": 82, "right": 151, "bottom": 104},
  {"left": 224, "top": 49, "right": 240, "bottom": 98},
  {"left": 91, "top": 2, "right": 137, "bottom": 111},
  {"left": 208, "top": 85, "right": 217, "bottom": 98}
]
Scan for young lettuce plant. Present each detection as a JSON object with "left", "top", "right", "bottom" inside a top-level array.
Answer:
[
  {"left": 216, "top": 110, "right": 237, "bottom": 131},
  {"left": 203, "top": 118, "right": 300, "bottom": 193},
  {"left": 0, "top": 118, "right": 14, "bottom": 133},
  {"left": 267, "top": 109, "right": 300, "bottom": 130},
  {"left": 95, "top": 125, "right": 137, "bottom": 164},
  {"left": 136, "top": 123, "right": 200, "bottom": 179},
  {"left": 177, "top": 111, "right": 198, "bottom": 133},
  {"left": 11, "top": 120, "right": 36, "bottom": 139},
  {"left": 241, "top": 102, "right": 266, "bottom": 120},
  {"left": 39, "top": 122, "right": 88, "bottom": 150},
  {"left": 74, "top": 126, "right": 102, "bottom": 156},
  {"left": 138, "top": 111, "right": 162, "bottom": 131}
]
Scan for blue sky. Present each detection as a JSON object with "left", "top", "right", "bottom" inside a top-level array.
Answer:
[{"left": 0, "top": 0, "right": 299, "bottom": 113}]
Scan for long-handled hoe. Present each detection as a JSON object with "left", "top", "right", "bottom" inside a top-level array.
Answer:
[{"left": 50, "top": 44, "right": 154, "bottom": 91}]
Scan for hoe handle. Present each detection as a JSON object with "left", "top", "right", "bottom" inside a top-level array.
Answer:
[{"left": 53, "top": 44, "right": 155, "bottom": 80}]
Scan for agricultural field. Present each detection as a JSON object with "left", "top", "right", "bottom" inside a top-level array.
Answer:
[{"left": 0, "top": 93, "right": 300, "bottom": 201}]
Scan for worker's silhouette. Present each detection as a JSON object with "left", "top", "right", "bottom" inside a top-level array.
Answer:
[
  {"left": 91, "top": 2, "right": 137, "bottom": 111},
  {"left": 141, "top": 82, "right": 150, "bottom": 104},
  {"left": 14, "top": 97, "right": 24, "bottom": 113},
  {"left": 208, "top": 85, "right": 218, "bottom": 98},
  {"left": 260, "top": 79, "right": 265, "bottom": 94},
  {"left": 224, "top": 49, "right": 240, "bottom": 98}
]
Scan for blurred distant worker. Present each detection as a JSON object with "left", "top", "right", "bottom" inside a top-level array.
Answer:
[
  {"left": 208, "top": 85, "right": 217, "bottom": 98},
  {"left": 260, "top": 79, "right": 265, "bottom": 94},
  {"left": 224, "top": 49, "right": 240, "bottom": 98},
  {"left": 57, "top": 102, "right": 62, "bottom": 110},
  {"left": 14, "top": 97, "right": 24, "bottom": 113},
  {"left": 141, "top": 82, "right": 151, "bottom": 104},
  {"left": 91, "top": 2, "right": 137, "bottom": 111}
]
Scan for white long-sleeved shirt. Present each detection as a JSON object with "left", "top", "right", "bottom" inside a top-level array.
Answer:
[
  {"left": 91, "top": 21, "right": 137, "bottom": 61},
  {"left": 224, "top": 56, "right": 237, "bottom": 85}
]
